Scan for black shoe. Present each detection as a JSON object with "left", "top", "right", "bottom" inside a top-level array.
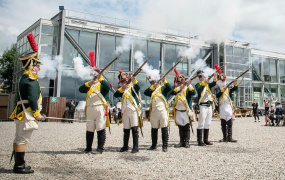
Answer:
[
  {"left": 84, "top": 148, "right": 92, "bottom": 153},
  {"left": 148, "top": 128, "right": 158, "bottom": 150},
  {"left": 85, "top": 131, "right": 94, "bottom": 153},
  {"left": 197, "top": 129, "right": 206, "bottom": 146},
  {"left": 204, "top": 129, "right": 213, "bottom": 145},
  {"left": 161, "top": 127, "right": 168, "bottom": 152},
  {"left": 119, "top": 129, "right": 130, "bottom": 152},
  {"left": 13, "top": 152, "right": 34, "bottom": 174},
  {"left": 131, "top": 126, "right": 139, "bottom": 153}
]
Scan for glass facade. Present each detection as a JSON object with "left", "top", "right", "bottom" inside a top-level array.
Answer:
[{"left": 13, "top": 16, "right": 285, "bottom": 110}]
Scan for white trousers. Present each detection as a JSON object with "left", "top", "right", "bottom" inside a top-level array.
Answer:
[
  {"left": 122, "top": 107, "right": 138, "bottom": 129},
  {"left": 86, "top": 105, "right": 106, "bottom": 132},
  {"left": 220, "top": 103, "right": 233, "bottom": 121},
  {"left": 175, "top": 111, "right": 189, "bottom": 126},
  {"left": 150, "top": 109, "right": 168, "bottom": 128},
  {"left": 197, "top": 105, "right": 212, "bottom": 129},
  {"left": 14, "top": 117, "right": 34, "bottom": 145}
]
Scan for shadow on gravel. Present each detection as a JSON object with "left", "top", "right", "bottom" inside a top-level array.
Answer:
[
  {"left": 0, "top": 168, "right": 13, "bottom": 174},
  {"left": 121, "top": 155, "right": 151, "bottom": 162},
  {"left": 27, "top": 150, "right": 83, "bottom": 155}
]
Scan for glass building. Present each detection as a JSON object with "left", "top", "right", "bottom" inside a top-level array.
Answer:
[{"left": 11, "top": 9, "right": 285, "bottom": 111}]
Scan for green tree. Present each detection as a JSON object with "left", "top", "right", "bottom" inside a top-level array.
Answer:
[{"left": 0, "top": 44, "right": 16, "bottom": 93}]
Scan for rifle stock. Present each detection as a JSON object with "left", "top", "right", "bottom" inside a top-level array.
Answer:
[
  {"left": 99, "top": 53, "right": 122, "bottom": 74},
  {"left": 226, "top": 66, "right": 252, "bottom": 88},
  {"left": 158, "top": 56, "right": 186, "bottom": 82},
  {"left": 126, "top": 55, "right": 152, "bottom": 84}
]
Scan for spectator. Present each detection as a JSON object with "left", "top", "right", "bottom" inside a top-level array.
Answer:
[
  {"left": 112, "top": 105, "right": 119, "bottom": 123},
  {"left": 268, "top": 105, "right": 276, "bottom": 126},
  {"left": 275, "top": 103, "right": 283, "bottom": 126},
  {"left": 264, "top": 98, "right": 270, "bottom": 115},
  {"left": 252, "top": 99, "right": 259, "bottom": 122},
  {"left": 68, "top": 100, "right": 75, "bottom": 123}
]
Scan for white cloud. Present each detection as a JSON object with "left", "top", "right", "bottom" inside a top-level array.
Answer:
[{"left": 0, "top": 0, "right": 284, "bottom": 55}]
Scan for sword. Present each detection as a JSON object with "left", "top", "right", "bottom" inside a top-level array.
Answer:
[{"left": 43, "top": 116, "right": 93, "bottom": 122}]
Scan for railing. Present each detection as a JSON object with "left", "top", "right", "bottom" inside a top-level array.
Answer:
[{"left": 64, "top": 9, "right": 205, "bottom": 43}]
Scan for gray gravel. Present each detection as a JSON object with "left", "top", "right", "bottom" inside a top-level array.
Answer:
[{"left": 1, "top": 117, "right": 285, "bottom": 180}]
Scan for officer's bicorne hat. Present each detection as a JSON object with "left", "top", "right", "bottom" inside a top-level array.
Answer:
[
  {"left": 214, "top": 64, "right": 226, "bottom": 81},
  {"left": 19, "top": 33, "right": 41, "bottom": 70},
  {"left": 118, "top": 70, "right": 129, "bottom": 83},
  {"left": 173, "top": 68, "right": 185, "bottom": 85}
]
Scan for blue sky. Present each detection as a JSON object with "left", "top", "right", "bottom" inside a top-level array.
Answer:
[{"left": 0, "top": 0, "right": 284, "bottom": 55}]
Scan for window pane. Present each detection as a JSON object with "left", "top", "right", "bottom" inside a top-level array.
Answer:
[
  {"left": 133, "top": 39, "right": 147, "bottom": 70},
  {"left": 263, "top": 59, "right": 270, "bottom": 82},
  {"left": 114, "top": 36, "right": 130, "bottom": 71},
  {"left": 78, "top": 31, "right": 96, "bottom": 55},
  {"left": 280, "top": 61, "right": 285, "bottom": 83},
  {"left": 41, "top": 35, "right": 53, "bottom": 45},
  {"left": 234, "top": 47, "right": 243, "bottom": 57},
  {"left": 42, "top": 25, "right": 54, "bottom": 35},
  {"left": 225, "top": 45, "right": 233, "bottom": 55},
  {"left": 66, "top": 29, "right": 79, "bottom": 43},
  {"left": 147, "top": 41, "right": 161, "bottom": 72},
  {"left": 62, "top": 36, "right": 79, "bottom": 66},
  {"left": 270, "top": 59, "right": 277, "bottom": 82},
  {"left": 99, "top": 34, "right": 117, "bottom": 70}
]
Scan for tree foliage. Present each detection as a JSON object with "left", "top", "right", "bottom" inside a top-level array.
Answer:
[{"left": 0, "top": 44, "right": 16, "bottom": 93}]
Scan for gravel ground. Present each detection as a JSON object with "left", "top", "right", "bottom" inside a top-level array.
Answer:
[{"left": 0, "top": 117, "right": 285, "bottom": 180}]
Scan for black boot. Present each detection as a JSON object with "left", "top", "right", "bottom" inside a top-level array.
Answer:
[
  {"left": 219, "top": 119, "right": 227, "bottom": 142},
  {"left": 204, "top": 129, "right": 213, "bottom": 145},
  {"left": 227, "top": 119, "right": 237, "bottom": 143},
  {"left": 184, "top": 124, "right": 190, "bottom": 148},
  {"left": 161, "top": 127, "right": 169, "bottom": 152},
  {"left": 131, "top": 126, "right": 139, "bottom": 153},
  {"left": 119, "top": 129, "right": 130, "bottom": 152},
  {"left": 13, "top": 152, "right": 34, "bottom": 174},
  {"left": 197, "top": 129, "right": 206, "bottom": 146},
  {"left": 96, "top": 129, "right": 106, "bottom": 153},
  {"left": 84, "top": 131, "right": 94, "bottom": 153},
  {"left": 175, "top": 125, "right": 185, "bottom": 148},
  {"left": 148, "top": 128, "right": 158, "bottom": 150}
]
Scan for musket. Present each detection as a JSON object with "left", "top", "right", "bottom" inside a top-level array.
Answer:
[
  {"left": 158, "top": 56, "right": 186, "bottom": 83},
  {"left": 126, "top": 56, "right": 152, "bottom": 84},
  {"left": 99, "top": 54, "right": 122, "bottom": 75},
  {"left": 207, "top": 64, "right": 226, "bottom": 81},
  {"left": 225, "top": 66, "right": 252, "bottom": 89}
]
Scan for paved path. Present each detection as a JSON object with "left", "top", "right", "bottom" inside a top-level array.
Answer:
[{"left": 0, "top": 117, "right": 284, "bottom": 179}]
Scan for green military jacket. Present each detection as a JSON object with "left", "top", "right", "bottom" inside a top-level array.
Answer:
[
  {"left": 216, "top": 84, "right": 238, "bottom": 100},
  {"left": 10, "top": 71, "right": 41, "bottom": 120},
  {"left": 195, "top": 80, "right": 216, "bottom": 105},
  {"left": 144, "top": 80, "right": 172, "bottom": 99},
  {"left": 79, "top": 76, "right": 111, "bottom": 101},
  {"left": 170, "top": 85, "right": 196, "bottom": 108},
  {"left": 114, "top": 80, "right": 140, "bottom": 105}
]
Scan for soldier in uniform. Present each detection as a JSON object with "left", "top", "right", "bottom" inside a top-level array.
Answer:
[
  {"left": 9, "top": 33, "right": 43, "bottom": 174},
  {"left": 114, "top": 70, "right": 140, "bottom": 153},
  {"left": 171, "top": 69, "right": 196, "bottom": 148},
  {"left": 215, "top": 73, "right": 238, "bottom": 142},
  {"left": 79, "top": 68, "right": 111, "bottom": 154},
  {"left": 195, "top": 70, "right": 217, "bottom": 146},
  {"left": 144, "top": 76, "right": 172, "bottom": 152}
]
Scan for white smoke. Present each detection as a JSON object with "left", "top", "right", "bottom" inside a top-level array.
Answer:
[
  {"left": 134, "top": 51, "right": 160, "bottom": 80},
  {"left": 73, "top": 57, "right": 93, "bottom": 80},
  {"left": 203, "top": 66, "right": 216, "bottom": 78},
  {"left": 38, "top": 55, "right": 61, "bottom": 79},
  {"left": 190, "top": 58, "right": 215, "bottom": 79},
  {"left": 178, "top": 45, "right": 201, "bottom": 60},
  {"left": 115, "top": 35, "right": 133, "bottom": 54}
]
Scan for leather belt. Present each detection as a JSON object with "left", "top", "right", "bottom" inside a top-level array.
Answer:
[
  {"left": 199, "top": 103, "right": 211, "bottom": 107},
  {"left": 17, "top": 100, "right": 29, "bottom": 105},
  {"left": 176, "top": 109, "right": 187, "bottom": 112}
]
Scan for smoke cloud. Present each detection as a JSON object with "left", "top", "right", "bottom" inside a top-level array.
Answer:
[
  {"left": 134, "top": 51, "right": 160, "bottom": 80},
  {"left": 73, "top": 57, "right": 93, "bottom": 80},
  {"left": 38, "top": 55, "right": 61, "bottom": 79}
]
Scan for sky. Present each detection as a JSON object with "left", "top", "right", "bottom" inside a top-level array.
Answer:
[{"left": 0, "top": 0, "right": 284, "bottom": 55}]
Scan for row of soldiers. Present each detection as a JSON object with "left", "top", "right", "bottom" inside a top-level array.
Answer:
[
  {"left": 9, "top": 33, "right": 238, "bottom": 174},
  {"left": 80, "top": 66, "right": 239, "bottom": 155}
]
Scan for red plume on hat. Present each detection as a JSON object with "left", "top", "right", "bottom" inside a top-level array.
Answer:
[
  {"left": 27, "top": 33, "right": 38, "bottom": 52},
  {"left": 214, "top": 64, "right": 222, "bottom": 74},
  {"left": 89, "top": 51, "right": 95, "bottom": 67},
  {"left": 174, "top": 68, "right": 179, "bottom": 76}
]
